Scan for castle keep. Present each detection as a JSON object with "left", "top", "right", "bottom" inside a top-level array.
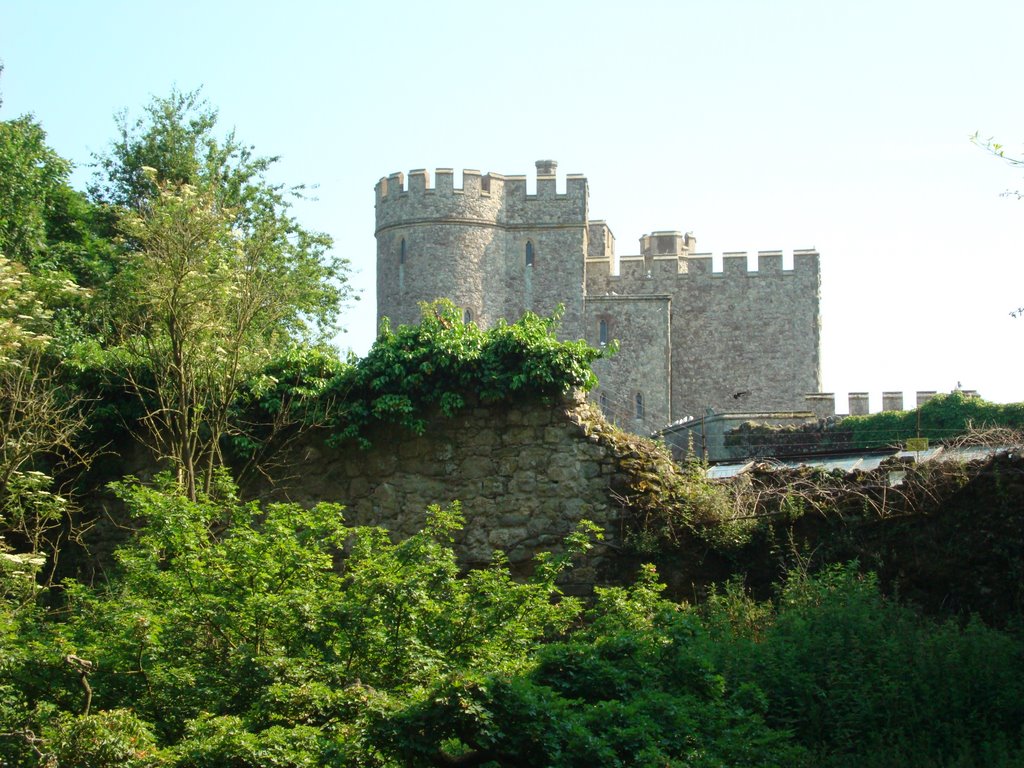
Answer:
[{"left": 375, "top": 160, "right": 821, "bottom": 432}]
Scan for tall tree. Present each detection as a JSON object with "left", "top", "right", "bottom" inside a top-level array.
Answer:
[
  {"left": 0, "top": 75, "right": 94, "bottom": 577},
  {"left": 0, "top": 83, "right": 117, "bottom": 327},
  {"left": 93, "top": 89, "right": 352, "bottom": 498},
  {"left": 94, "top": 87, "right": 349, "bottom": 341},
  {"left": 0, "top": 114, "right": 73, "bottom": 270}
]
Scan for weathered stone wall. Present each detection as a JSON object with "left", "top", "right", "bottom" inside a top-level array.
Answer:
[
  {"left": 587, "top": 294, "right": 672, "bottom": 431},
  {"left": 671, "top": 251, "right": 820, "bottom": 418},
  {"left": 255, "top": 392, "right": 660, "bottom": 586},
  {"left": 587, "top": 249, "right": 821, "bottom": 421}
]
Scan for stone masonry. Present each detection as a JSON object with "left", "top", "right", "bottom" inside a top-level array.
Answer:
[
  {"left": 376, "top": 161, "right": 821, "bottom": 433},
  {"left": 255, "top": 392, "right": 681, "bottom": 589}
]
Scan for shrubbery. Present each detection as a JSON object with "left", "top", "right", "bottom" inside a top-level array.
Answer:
[
  {"left": 842, "top": 390, "right": 1024, "bottom": 448},
  {"left": 3, "top": 480, "right": 1023, "bottom": 766},
  {"left": 321, "top": 300, "right": 605, "bottom": 448}
]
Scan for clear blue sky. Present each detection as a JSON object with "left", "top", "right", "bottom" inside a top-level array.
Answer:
[{"left": 2, "top": 0, "right": 1022, "bottom": 407}]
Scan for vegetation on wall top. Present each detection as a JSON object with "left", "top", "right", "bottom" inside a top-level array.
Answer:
[
  {"left": 727, "top": 391, "right": 1024, "bottom": 454},
  {"left": 320, "top": 300, "right": 607, "bottom": 448}
]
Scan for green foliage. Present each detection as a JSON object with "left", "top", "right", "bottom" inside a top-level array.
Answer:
[
  {"left": 0, "top": 114, "right": 71, "bottom": 266},
  {"left": 841, "top": 391, "right": 1024, "bottom": 448},
  {"left": 102, "top": 171, "right": 349, "bottom": 498},
  {"left": 228, "top": 344, "right": 352, "bottom": 463},
  {"left": 0, "top": 111, "right": 115, "bottom": 338},
  {"left": 46, "top": 709, "right": 166, "bottom": 768},
  {"left": 91, "top": 87, "right": 348, "bottom": 339},
  {"left": 702, "top": 563, "right": 1024, "bottom": 767},
  {"left": 11, "top": 479, "right": 597, "bottom": 763},
  {"left": 0, "top": 252, "right": 91, "bottom": 598},
  {"left": 3, "top": 476, "right": 1023, "bottom": 766},
  {"left": 372, "top": 566, "right": 807, "bottom": 767},
  {"left": 326, "top": 300, "right": 605, "bottom": 447},
  {"left": 173, "top": 715, "right": 326, "bottom": 768},
  {"left": 69, "top": 88, "right": 353, "bottom": 499}
]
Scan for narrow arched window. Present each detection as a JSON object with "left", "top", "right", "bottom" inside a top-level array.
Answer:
[
  {"left": 635, "top": 392, "right": 644, "bottom": 420},
  {"left": 525, "top": 241, "right": 534, "bottom": 267},
  {"left": 463, "top": 308, "right": 473, "bottom": 324},
  {"left": 399, "top": 238, "right": 406, "bottom": 265},
  {"left": 599, "top": 319, "right": 608, "bottom": 346}
]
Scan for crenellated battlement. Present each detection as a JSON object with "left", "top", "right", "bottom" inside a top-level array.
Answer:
[
  {"left": 590, "top": 248, "right": 819, "bottom": 282},
  {"left": 804, "top": 388, "right": 980, "bottom": 418},
  {"left": 375, "top": 162, "right": 588, "bottom": 233},
  {"left": 376, "top": 169, "right": 498, "bottom": 200}
]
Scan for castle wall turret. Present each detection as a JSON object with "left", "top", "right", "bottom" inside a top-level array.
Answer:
[
  {"left": 376, "top": 164, "right": 587, "bottom": 336},
  {"left": 668, "top": 249, "right": 821, "bottom": 418}
]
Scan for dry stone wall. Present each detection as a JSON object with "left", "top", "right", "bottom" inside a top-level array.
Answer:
[{"left": 255, "top": 391, "right": 679, "bottom": 587}]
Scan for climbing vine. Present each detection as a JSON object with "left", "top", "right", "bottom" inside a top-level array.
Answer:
[{"left": 325, "top": 300, "right": 606, "bottom": 447}]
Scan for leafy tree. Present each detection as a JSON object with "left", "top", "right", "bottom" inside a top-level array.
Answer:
[
  {"left": 0, "top": 115, "right": 71, "bottom": 268},
  {"left": 0, "top": 82, "right": 97, "bottom": 611},
  {"left": 92, "top": 87, "right": 272, "bottom": 213},
  {"left": 107, "top": 176, "right": 346, "bottom": 499},
  {"left": 87, "top": 88, "right": 352, "bottom": 498},
  {"left": 0, "top": 254, "right": 90, "bottom": 587},
  {"left": 372, "top": 565, "right": 807, "bottom": 767},
  {"left": 90, "top": 87, "right": 348, "bottom": 338},
  {"left": 38, "top": 478, "right": 597, "bottom": 763},
  {"left": 0, "top": 97, "right": 117, "bottom": 298}
]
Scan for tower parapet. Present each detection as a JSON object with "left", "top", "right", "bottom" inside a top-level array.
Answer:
[
  {"left": 375, "top": 164, "right": 587, "bottom": 234},
  {"left": 597, "top": 248, "right": 819, "bottom": 287}
]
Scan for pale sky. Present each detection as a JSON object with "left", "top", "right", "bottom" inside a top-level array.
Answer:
[{"left": 2, "top": 0, "right": 1022, "bottom": 407}]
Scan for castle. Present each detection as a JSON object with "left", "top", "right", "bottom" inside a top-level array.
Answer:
[{"left": 375, "top": 160, "right": 821, "bottom": 433}]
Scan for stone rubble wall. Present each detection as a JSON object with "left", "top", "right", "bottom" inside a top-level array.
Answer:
[{"left": 254, "top": 392, "right": 676, "bottom": 586}]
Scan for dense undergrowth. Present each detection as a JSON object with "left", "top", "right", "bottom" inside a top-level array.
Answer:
[{"left": 3, "top": 480, "right": 1023, "bottom": 767}]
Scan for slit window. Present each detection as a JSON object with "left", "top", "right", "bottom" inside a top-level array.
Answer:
[
  {"left": 525, "top": 241, "right": 535, "bottom": 267},
  {"left": 635, "top": 392, "right": 644, "bottom": 420},
  {"left": 463, "top": 308, "right": 473, "bottom": 324},
  {"left": 599, "top": 319, "right": 608, "bottom": 346},
  {"left": 399, "top": 238, "right": 406, "bottom": 265}
]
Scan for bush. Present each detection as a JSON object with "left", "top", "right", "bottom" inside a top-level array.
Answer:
[
  {"left": 702, "top": 564, "right": 1024, "bottom": 767},
  {"left": 325, "top": 300, "right": 605, "bottom": 447}
]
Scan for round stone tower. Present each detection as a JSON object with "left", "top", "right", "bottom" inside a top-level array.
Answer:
[
  {"left": 375, "top": 167, "right": 505, "bottom": 330},
  {"left": 374, "top": 162, "right": 589, "bottom": 336}
]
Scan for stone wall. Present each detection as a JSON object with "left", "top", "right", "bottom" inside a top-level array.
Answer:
[
  {"left": 586, "top": 249, "right": 821, "bottom": 421},
  {"left": 254, "top": 391, "right": 672, "bottom": 587},
  {"left": 588, "top": 294, "right": 672, "bottom": 430}
]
